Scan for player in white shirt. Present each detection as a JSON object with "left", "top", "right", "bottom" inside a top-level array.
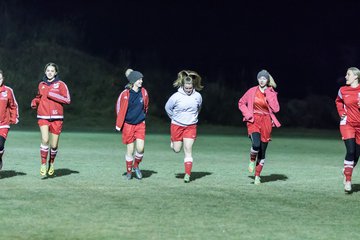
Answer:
[{"left": 165, "top": 70, "right": 203, "bottom": 183}]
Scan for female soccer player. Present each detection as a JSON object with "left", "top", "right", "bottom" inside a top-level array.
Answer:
[
  {"left": 165, "top": 70, "right": 203, "bottom": 183},
  {"left": 0, "top": 69, "right": 19, "bottom": 170},
  {"left": 31, "top": 62, "right": 71, "bottom": 176},
  {"left": 238, "top": 69, "right": 281, "bottom": 185},
  {"left": 335, "top": 67, "right": 360, "bottom": 193},
  {"left": 116, "top": 69, "right": 149, "bottom": 180}
]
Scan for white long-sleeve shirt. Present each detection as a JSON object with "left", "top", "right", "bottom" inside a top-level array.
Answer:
[{"left": 165, "top": 87, "right": 202, "bottom": 126}]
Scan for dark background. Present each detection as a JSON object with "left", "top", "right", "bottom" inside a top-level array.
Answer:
[{"left": 1, "top": 0, "right": 359, "bottom": 129}]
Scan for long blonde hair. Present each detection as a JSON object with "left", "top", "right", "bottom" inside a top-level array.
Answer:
[
  {"left": 173, "top": 70, "right": 204, "bottom": 91},
  {"left": 268, "top": 73, "right": 277, "bottom": 88}
]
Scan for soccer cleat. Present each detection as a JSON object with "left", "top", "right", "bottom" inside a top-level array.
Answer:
[
  {"left": 184, "top": 174, "right": 190, "bottom": 183},
  {"left": 254, "top": 176, "right": 261, "bottom": 185},
  {"left": 48, "top": 164, "right": 55, "bottom": 176},
  {"left": 248, "top": 161, "right": 255, "bottom": 173},
  {"left": 40, "top": 164, "right": 47, "bottom": 176},
  {"left": 134, "top": 167, "right": 142, "bottom": 179},
  {"left": 344, "top": 181, "right": 352, "bottom": 193},
  {"left": 125, "top": 172, "right": 132, "bottom": 180}
]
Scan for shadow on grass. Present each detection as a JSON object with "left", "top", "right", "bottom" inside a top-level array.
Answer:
[
  {"left": 175, "top": 172, "right": 212, "bottom": 182},
  {"left": 0, "top": 170, "right": 26, "bottom": 179},
  {"left": 347, "top": 184, "right": 360, "bottom": 194},
  {"left": 248, "top": 174, "right": 288, "bottom": 183},
  {"left": 122, "top": 169, "right": 158, "bottom": 179},
  {"left": 42, "top": 168, "right": 79, "bottom": 180}
]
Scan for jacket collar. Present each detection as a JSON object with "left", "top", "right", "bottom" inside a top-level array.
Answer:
[{"left": 42, "top": 76, "right": 60, "bottom": 86}]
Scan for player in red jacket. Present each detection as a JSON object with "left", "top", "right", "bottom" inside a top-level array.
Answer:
[
  {"left": 116, "top": 69, "right": 149, "bottom": 180},
  {"left": 335, "top": 67, "right": 360, "bottom": 193},
  {"left": 238, "top": 69, "right": 280, "bottom": 185},
  {"left": 0, "top": 69, "right": 19, "bottom": 170},
  {"left": 31, "top": 63, "right": 71, "bottom": 176}
]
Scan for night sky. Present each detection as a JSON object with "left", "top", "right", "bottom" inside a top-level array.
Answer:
[{"left": 6, "top": 0, "right": 360, "bottom": 98}]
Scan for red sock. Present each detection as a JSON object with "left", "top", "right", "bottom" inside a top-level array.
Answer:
[
  {"left": 40, "top": 144, "right": 49, "bottom": 165},
  {"left": 125, "top": 155, "right": 133, "bottom": 174},
  {"left": 255, "top": 159, "right": 265, "bottom": 177},
  {"left": 184, "top": 157, "right": 193, "bottom": 175},
  {"left": 344, "top": 160, "right": 354, "bottom": 181},
  {"left": 49, "top": 148, "right": 58, "bottom": 164},
  {"left": 133, "top": 152, "right": 143, "bottom": 168}
]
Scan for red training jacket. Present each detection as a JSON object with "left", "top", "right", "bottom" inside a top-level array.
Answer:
[
  {"left": 115, "top": 88, "right": 149, "bottom": 131},
  {"left": 31, "top": 80, "right": 71, "bottom": 120},
  {"left": 0, "top": 85, "right": 19, "bottom": 128},
  {"left": 238, "top": 86, "right": 281, "bottom": 127}
]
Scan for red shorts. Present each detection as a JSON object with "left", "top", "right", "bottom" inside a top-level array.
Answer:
[
  {"left": 171, "top": 123, "right": 197, "bottom": 142},
  {"left": 340, "top": 122, "right": 360, "bottom": 144},
  {"left": 0, "top": 128, "right": 9, "bottom": 139},
  {"left": 122, "top": 122, "right": 146, "bottom": 144},
  {"left": 247, "top": 114, "right": 272, "bottom": 142},
  {"left": 38, "top": 119, "right": 63, "bottom": 135}
]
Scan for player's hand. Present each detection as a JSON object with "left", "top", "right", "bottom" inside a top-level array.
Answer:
[
  {"left": 341, "top": 113, "right": 346, "bottom": 120},
  {"left": 31, "top": 98, "right": 39, "bottom": 109},
  {"left": 10, "top": 119, "right": 19, "bottom": 125}
]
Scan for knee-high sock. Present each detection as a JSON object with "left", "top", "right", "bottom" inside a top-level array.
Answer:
[
  {"left": 344, "top": 160, "right": 354, "bottom": 182},
  {"left": 133, "top": 151, "right": 143, "bottom": 168},
  {"left": 184, "top": 157, "right": 193, "bottom": 175},
  {"left": 40, "top": 144, "right": 49, "bottom": 165},
  {"left": 255, "top": 159, "right": 265, "bottom": 177},
  {"left": 125, "top": 155, "right": 134, "bottom": 174},
  {"left": 49, "top": 148, "right": 58, "bottom": 164}
]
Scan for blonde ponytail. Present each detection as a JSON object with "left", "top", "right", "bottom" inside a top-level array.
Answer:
[{"left": 268, "top": 74, "right": 277, "bottom": 88}]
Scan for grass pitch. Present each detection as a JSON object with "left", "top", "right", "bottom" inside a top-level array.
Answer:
[{"left": 0, "top": 128, "right": 359, "bottom": 240}]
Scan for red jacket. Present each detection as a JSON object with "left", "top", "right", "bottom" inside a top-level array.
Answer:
[
  {"left": 0, "top": 85, "right": 19, "bottom": 128},
  {"left": 115, "top": 88, "right": 149, "bottom": 131},
  {"left": 238, "top": 86, "right": 281, "bottom": 127},
  {"left": 31, "top": 79, "right": 71, "bottom": 120}
]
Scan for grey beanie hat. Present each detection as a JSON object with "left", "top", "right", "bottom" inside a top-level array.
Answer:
[
  {"left": 126, "top": 69, "right": 143, "bottom": 83},
  {"left": 257, "top": 69, "right": 270, "bottom": 80}
]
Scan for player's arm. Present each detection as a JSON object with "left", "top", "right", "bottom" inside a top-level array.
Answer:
[
  {"left": 8, "top": 89, "right": 19, "bottom": 124},
  {"left": 47, "top": 82, "right": 71, "bottom": 104},
  {"left": 335, "top": 90, "right": 346, "bottom": 118}
]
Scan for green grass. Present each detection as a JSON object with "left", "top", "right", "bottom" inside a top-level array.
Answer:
[{"left": 0, "top": 128, "right": 359, "bottom": 240}]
